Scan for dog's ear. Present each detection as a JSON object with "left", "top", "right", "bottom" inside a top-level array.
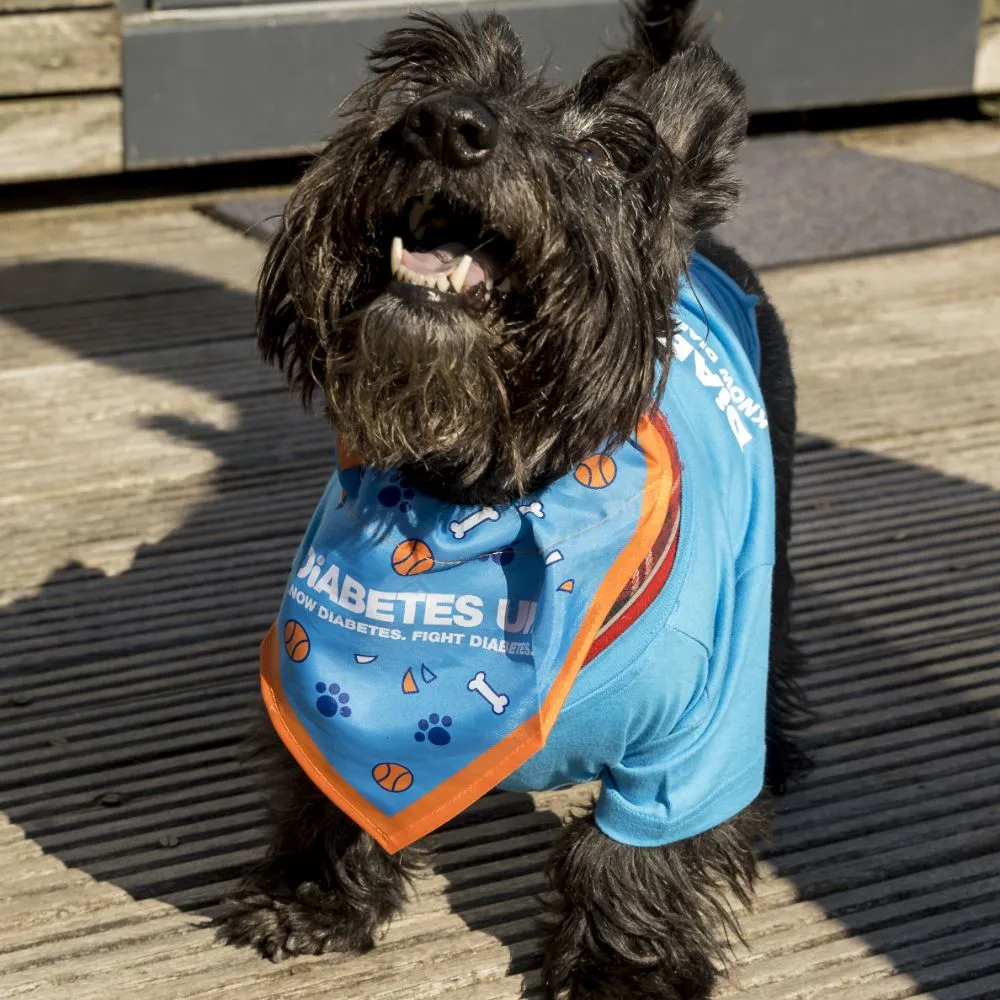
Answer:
[
  {"left": 629, "top": 0, "right": 703, "bottom": 62},
  {"left": 640, "top": 44, "right": 748, "bottom": 234},
  {"left": 580, "top": 3, "right": 747, "bottom": 235},
  {"left": 602, "top": 3, "right": 746, "bottom": 234},
  {"left": 256, "top": 224, "right": 324, "bottom": 405}
]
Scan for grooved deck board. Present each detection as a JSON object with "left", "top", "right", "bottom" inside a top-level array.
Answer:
[{"left": 1, "top": 194, "right": 999, "bottom": 999}]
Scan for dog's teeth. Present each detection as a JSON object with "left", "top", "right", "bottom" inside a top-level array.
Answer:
[
  {"left": 485, "top": 277, "right": 494, "bottom": 292},
  {"left": 436, "top": 273, "right": 451, "bottom": 293},
  {"left": 390, "top": 236, "right": 403, "bottom": 275},
  {"left": 497, "top": 277, "right": 512, "bottom": 293},
  {"left": 449, "top": 255, "right": 474, "bottom": 293},
  {"left": 409, "top": 202, "right": 427, "bottom": 234}
]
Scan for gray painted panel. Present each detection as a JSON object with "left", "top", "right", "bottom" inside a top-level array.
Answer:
[
  {"left": 124, "top": 0, "right": 627, "bottom": 165},
  {"left": 123, "top": 0, "right": 981, "bottom": 167},
  {"left": 708, "top": 0, "right": 981, "bottom": 112}
]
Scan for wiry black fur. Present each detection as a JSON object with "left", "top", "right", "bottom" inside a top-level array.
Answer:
[
  {"left": 224, "top": 720, "right": 426, "bottom": 961},
  {"left": 543, "top": 802, "right": 766, "bottom": 1000},
  {"left": 224, "top": 3, "right": 809, "bottom": 997}
]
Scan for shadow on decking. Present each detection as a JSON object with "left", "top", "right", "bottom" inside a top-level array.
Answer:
[{"left": 1, "top": 260, "right": 998, "bottom": 996}]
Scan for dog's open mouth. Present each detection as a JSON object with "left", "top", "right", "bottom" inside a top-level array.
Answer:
[{"left": 388, "top": 195, "right": 518, "bottom": 310}]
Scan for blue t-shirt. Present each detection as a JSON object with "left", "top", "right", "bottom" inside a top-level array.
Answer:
[
  {"left": 500, "top": 253, "right": 774, "bottom": 845},
  {"left": 260, "top": 253, "right": 774, "bottom": 852}
]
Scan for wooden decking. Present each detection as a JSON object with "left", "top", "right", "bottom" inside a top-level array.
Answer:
[{"left": 2, "top": 129, "right": 1000, "bottom": 998}]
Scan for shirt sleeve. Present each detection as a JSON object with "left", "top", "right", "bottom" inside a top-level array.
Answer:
[{"left": 594, "top": 564, "right": 772, "bottom": 847}]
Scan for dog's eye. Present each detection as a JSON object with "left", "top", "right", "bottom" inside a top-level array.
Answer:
[{"left": 576, "top": 139, "right": 610, "bottom": 168}]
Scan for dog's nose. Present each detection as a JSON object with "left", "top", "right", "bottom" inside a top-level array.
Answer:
[{"left": 403, "top": 92, "right": 499, "bottom": 168}]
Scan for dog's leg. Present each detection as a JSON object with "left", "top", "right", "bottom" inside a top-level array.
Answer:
[
  {"left": 543, "top": 804, "right": 763, "bottom": 1000},
  {"left": 222, "top": 721, "right": 423, "bottom": 961}
]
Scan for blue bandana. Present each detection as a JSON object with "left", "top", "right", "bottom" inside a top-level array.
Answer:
[{"left": 260, "top": 412, "right": 677, "bottom": 852}]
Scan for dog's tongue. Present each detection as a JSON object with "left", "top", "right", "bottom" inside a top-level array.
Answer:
[{"left": 401, "top": 242, "right": 493, "bottom": 289}]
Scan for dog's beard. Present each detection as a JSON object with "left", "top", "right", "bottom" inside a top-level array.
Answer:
[{"left": 324, "top": 294, "right": 516, "bottom": 488}]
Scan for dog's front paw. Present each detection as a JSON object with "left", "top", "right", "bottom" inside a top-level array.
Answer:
[
  {"left": 221, "top": 881, "right": 377, "bottom": 962},
  {"left": 544, "top": 911, "right": 717, "bottom": 1000}
]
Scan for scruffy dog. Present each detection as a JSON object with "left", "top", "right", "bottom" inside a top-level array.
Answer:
[{"left": 223, "top": 3, "right": 807, "bottom": 997}]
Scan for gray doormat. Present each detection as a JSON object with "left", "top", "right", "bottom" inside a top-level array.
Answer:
[
  {"left": 717, "top": 134, "right": 1000, "bottom": 267},
  {"left": 205, "top": 133, "right": 1000, "bottom": 269}
]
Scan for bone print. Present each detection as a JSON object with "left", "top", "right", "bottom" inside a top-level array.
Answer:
[
  {"left": 517, "top": 500, "right": 545, "bottom": 518},
  {"left": 467, "top": 671, "right": 509, "bottom": 715},
  {"left": 449, "top": 505, "right": 501, "bottom": 540}
]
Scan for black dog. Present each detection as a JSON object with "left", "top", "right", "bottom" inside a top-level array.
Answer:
[{"left": 224, "top": 3, "right": 807, "bottom": 997}]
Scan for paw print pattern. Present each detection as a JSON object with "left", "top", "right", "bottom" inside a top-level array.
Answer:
[
  {"left": 414, "top": 713, "right": 452, "bottom": 746},
  {"left": 315, "top": 681, "right": 352, "bottom": 719},
  {"left": 378, "top": 473, "right": 417, "bottom": 514}
]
